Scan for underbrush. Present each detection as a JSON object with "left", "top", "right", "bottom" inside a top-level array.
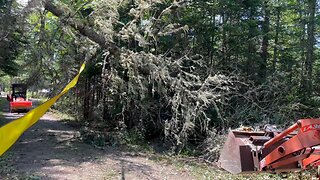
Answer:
[
  {"left": 76, "top": 124, "right": 320, "bottom": 179},
  {"left": 79, "top": 127, "right": 153, "bottom": 152}
]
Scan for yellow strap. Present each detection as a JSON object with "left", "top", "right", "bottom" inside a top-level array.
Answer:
[{"left": 0, "top": 63, "right": 86, "bottom": 156}]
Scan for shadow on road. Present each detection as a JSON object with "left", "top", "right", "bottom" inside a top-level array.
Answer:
[{"left": 0, "top": 97, "right": 159, "bottom": 180}]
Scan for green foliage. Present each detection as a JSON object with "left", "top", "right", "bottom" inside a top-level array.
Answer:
[
  {"left": 81, "top": 129, "right": 108, "bottom": 147},
  {"left": 124, "top": 129, "right": 145, "bottom": 145}
]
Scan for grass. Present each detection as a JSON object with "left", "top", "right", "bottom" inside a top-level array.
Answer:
[
  {"left": 28, "top": 97, "right": 74, "bottom": 120},
  {"left": 147, "top": 153, "right": 319, "bottom": 180},
  {"left": 122, "top": 130, "right": 153, "bottom": 152},
  {"left": 26, "top": 94, "right": 73, "bottom": 120},
  {"left": 48, "top": 108, "right": 76, "bottom": 121},
  {"left": 75, "top": 126, "right": 320, "bottom": 179},
  {"left": 104, "top": 170, "right": 118, "bottom": 179}
]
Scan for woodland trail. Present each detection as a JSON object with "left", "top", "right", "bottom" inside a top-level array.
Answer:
[{"left": 0, "top": 98, "right": 198, "bottom": 180}]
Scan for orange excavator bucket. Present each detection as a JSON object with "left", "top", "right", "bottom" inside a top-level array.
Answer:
[
  {"left": 219, "top": 120, "right": 320, "bottom": 178},
  {"left": 218, "top": 130, "right": 266, "bottom": 174}
]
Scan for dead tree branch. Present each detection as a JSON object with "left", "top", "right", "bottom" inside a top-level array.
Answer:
[{"left": 44, "top": 1, "right": 118, "bottom": 55}]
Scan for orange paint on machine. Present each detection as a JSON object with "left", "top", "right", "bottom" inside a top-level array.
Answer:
[
  {"left": 6, "top": 84, "right": 32, "bottom": 113},
  {"left": 219, "top": 118, "right": 320, "bottom": 178}
]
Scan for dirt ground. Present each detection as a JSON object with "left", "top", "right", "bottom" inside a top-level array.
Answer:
[{"left": 0, "top": 99, "right": 200, "bottom": 180}]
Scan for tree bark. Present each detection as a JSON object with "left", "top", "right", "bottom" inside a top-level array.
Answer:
[
  {"left": 221, "top": 11, "right": 227, "bottom": 65},
  {"left": 246, "top": 7, "right": 256, "bottom": 81},
  {"left": 298, "top": 0, "right": 307, "bottom": 100},
  {"left": 272, "top": 7, "right": 280, "bottom": 73},
  {"left": 259, "top": 0, "right": 270, "bottom": 82},
  {"left": 83, "top": 78, "right": 89, "bottom": 119},
  {"left": 305, "top": 0, "right": 316, "bottom": 98}
]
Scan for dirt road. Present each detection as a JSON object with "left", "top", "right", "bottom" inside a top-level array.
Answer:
[
  {"left": 0, "top": 99, "right": 197, "bottom": 180},
  {"left": 0, "top": 98, "right": 294, "bottom": 180}
]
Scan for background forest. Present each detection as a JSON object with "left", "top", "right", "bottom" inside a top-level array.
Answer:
[{"left": 0, "top": 0, "right": 319, "bottom": 161}]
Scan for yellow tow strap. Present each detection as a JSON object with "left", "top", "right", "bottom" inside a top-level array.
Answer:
[{"left": 0, "top": 63, "right": 85, "bottom": 156}]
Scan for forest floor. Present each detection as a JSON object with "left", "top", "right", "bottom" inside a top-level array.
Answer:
[{"left": 0, "top": 97, "right": 309, "bottom": 180}]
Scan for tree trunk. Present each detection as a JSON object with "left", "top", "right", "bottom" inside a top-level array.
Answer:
[
  {"left": 298, "top": 0, "right": 307, "bottom": 100},
  {"left": 209, "top": 0, "right": 215, "bottom": 71},
  {"left": 101, "top": 52, "right": 111, "bottom": 122},
  {"left": 272, "top": 7, "right": 280, "bottom": 73},
  {"left": 305, "top": 0, "right": 316, "bottom": 98},
  {"left": 83, "top": 78, "right": 90, "bottom": 119},
  {"left": 246, "top": 7, "right": 256, "bottom": 81},
  {"left": 259, "top": 0, "right": 270, "bottom": 82},
  {"left": 221, "top": 11, "right": 227, "bottom": 66}
]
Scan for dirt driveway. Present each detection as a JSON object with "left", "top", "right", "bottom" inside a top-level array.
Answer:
[{"left": 0, "top": 99, "right": 197, "bottom": 180}]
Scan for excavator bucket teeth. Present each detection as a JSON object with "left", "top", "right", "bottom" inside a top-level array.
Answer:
[{"left": 218, "top": 130, "right": 262, "bottom": 174}]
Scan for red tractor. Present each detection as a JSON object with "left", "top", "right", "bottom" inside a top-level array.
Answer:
[
  {"left": 7, "top": 83, "right": 32, "bottom": 113},
  {"left": 219, "top": 119, "right": 320, "bottom": 177}
]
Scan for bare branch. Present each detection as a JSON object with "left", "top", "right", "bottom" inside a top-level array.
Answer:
[{"left": 44, "top": 1, "right": 118, "bottom": 54}]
